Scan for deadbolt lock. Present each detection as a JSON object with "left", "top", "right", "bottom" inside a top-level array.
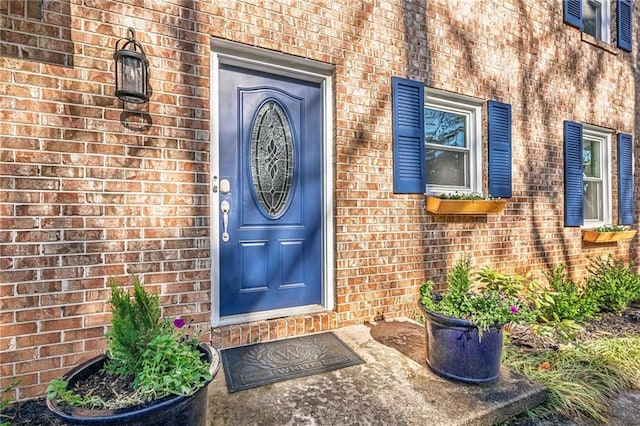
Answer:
[{"left": 220, "top": 179, "right": 230, "bottom": 195}]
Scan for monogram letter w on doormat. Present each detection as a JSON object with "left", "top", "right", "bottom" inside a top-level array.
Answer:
[{"left": 220, "top": 332, "right": 364, "bottom": 393}]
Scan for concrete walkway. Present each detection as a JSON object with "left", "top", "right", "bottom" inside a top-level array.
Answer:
[{"left": 207, "top": 319, "right": 546, "bottom": 425}]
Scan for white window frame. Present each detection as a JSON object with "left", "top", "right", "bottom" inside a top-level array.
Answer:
[
  {"left": 583, "top": 0, "right": 611, "bottom": 43},
  {"left": 424, "top": 88, "right": 483, "bottom": 196},
  {"left": 582, "top": 125, "right": 612, "bottom": 228}
]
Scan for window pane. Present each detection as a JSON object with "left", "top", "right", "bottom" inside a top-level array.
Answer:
[
  {"left": 425, "top": 108, "right": 466, "bottom": 148},
  {"left": 583, "top": 0, "right": 601, "bottom": 39},
  {"left": 584, "top": 181, "right": 602, "bottom": 220},
  {"left": 425, "top": 150, "right": 467, "bottom": 186},
  {"left": 583, "top": 139, "right": 601, "bottom": 178}
]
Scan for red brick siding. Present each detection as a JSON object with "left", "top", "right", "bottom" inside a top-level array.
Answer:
[{"left": 1, "top": 0, "right": 638, "bottom": 400}]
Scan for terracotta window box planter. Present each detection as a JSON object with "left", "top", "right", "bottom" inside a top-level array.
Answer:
[
  {"left": 425, "top": 196, "right": 506, "bottom": 215},
  {"left": 582, "top": 229, "right": 637, "bottom": 243}
]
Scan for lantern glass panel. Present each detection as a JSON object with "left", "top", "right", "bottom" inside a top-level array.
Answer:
[{"left": 122, "top": 55, "right": 142, "bottom": 93}]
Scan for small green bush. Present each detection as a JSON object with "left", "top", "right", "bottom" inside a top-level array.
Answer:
[
  {"left": 105, "top": 276, "right": 164, "bottom": 377},
  {"left": 585, "top": 256, "right": 640, "bottom": 313},
  {"left": 538, "top": 265, "right": 598, "bottom": 323}
]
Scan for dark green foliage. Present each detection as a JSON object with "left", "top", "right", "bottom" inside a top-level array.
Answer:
[
  {"left": 419, "top": 280, "right": 438, "bottom": 312},
  {"left": 586, "top": 256, "right": 640, "bottom": 313},
  {"left": 433, "top": 253, "right": 473, "bottom": 314},
  {"left": 135, "top": 333, "right": 212, "bottom": 399},
  {"left": 420, "top": 254, "right": 472, "bottom": 318},
  {"left": 420, "top": 254, "right": 535, "bottom": 331},
  {"left": 47, "top": 276, "right": 212, "bottom": 408},
  {"left": 538, "top": 265, "right": 598, "bottom": 322},
  {"left": 105, "top": 276, "right": 165, "bottom": 377}
]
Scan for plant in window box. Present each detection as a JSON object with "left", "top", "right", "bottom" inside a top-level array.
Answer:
[
  {"left": 46, "top": 277, "right": 220, "bottom": 426},
  {"left": 582, "top": 225, "right": 637, "bottom": 243},
  {"left": 425, "top": 192, "right": 506, "bottom": 215},
  {"left": 418, "top": 254, "right": 535, "bottom": 384}
]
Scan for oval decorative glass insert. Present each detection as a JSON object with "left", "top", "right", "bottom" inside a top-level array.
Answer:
[{"left": 250, "top": 100, "right": 295, "bottom": 217}]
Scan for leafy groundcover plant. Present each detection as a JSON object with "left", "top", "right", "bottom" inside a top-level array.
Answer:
[
  {"left": 420, "top": 254, "right": 535, "bottom": 332},
  {"left": 47, "top": 277, "right": 212, "bottom": 410}
]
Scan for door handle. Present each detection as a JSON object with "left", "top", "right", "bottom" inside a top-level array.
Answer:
[{"left": 221, "top": 200, "right": 230, "bottom": 243}]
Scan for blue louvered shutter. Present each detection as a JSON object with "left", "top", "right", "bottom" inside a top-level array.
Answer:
[
  {"left": 392, "top": 77, "right": 425, "bottom": 194},
  {"left": 617, "top": 0, "right": 632, "bottom": 52},
  {"left": 617, "top": 133, "right": 634, "bottom": 225},
  {"left": 564, "top": 121, "right": 584, "bottom": 227},
  {"left": 488, "top": 101, "right": 512, "bottom": 198},
  {"left": 563, "top": 0, "right": 583, "bottom": 29}
]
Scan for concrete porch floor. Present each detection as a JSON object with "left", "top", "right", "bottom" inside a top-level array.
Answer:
[{"left": 207, "top": 319, "right": 546, "bottom": 425}]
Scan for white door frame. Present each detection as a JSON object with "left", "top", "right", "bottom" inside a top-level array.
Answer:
[{"left": 210, "top": 38, "right": 335, "bottom": 327}]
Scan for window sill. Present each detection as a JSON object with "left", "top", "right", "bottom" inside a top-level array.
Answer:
[
  {"left": 425, "top": 196, "right": 506, "bottom": 215},
  {"left": 582, "top": 229, "right": 637, "bottom": 243},
  {"left": 580, "top": 32, "right": 619, "bottom": 55}
]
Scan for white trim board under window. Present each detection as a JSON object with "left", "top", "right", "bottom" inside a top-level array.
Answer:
[
  {"left": 582, "top": 125, "right": 612, "bottom": 227},
  {"left": 424, "top": 88, "right": 483, "bottom": 195}
]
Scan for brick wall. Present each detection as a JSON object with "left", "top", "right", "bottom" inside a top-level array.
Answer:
[
  {"left": 1, "top": 0, "right": 638, "bottom": 401},
  {"left": 0, "top": 0, "right": 217, "bottom": 399}
]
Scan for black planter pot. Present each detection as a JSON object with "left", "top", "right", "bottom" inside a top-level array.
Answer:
[
  {"left": 46, "top": 343, "right": 220, "bottom": 426},
  {"left": 418, "top": 302, "right": 503, "bottom": 384}
]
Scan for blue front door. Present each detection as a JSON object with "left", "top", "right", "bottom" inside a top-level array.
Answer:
[{"left": 218, "top": 65, "right": 323, "bottom": 317}]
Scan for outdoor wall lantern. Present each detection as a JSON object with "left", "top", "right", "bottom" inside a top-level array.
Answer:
[{"left": 114, "top": 28, "right": 149, "bottom": 104}]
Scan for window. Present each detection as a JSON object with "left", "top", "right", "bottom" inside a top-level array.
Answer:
[
  {"left": 583, "top": 0, "right": 610, "bottom": 42},
  {"left": 582, "top": 126, "right": 611, "bottom": 225},
  {"left": 392, "top": 77, "right": 512, "bottom": 197},
  {"left": 563, "top": 0, "right": 632, "bottom": 51},
  {"left": 424, "top": 90, "right": 483, "bottom": 195},
  {"left": 564, "top": 121, "right": 612, "bottom": 227}
]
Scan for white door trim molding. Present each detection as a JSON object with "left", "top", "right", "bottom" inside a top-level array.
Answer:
[{"left": 210, "top": 38, "right": 335, "bottom": 327}]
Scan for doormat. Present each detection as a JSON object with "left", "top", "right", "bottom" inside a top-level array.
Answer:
[{"left": 220, "top": 332, "right": 364, "bottom": 393}]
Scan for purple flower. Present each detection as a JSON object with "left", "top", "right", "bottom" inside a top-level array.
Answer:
[
  {"left": 174, "top": 317, "right": 185, "bottom": 329},
  {"left": 509, "top": 306, "right": 519, "bottom": 315}
]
